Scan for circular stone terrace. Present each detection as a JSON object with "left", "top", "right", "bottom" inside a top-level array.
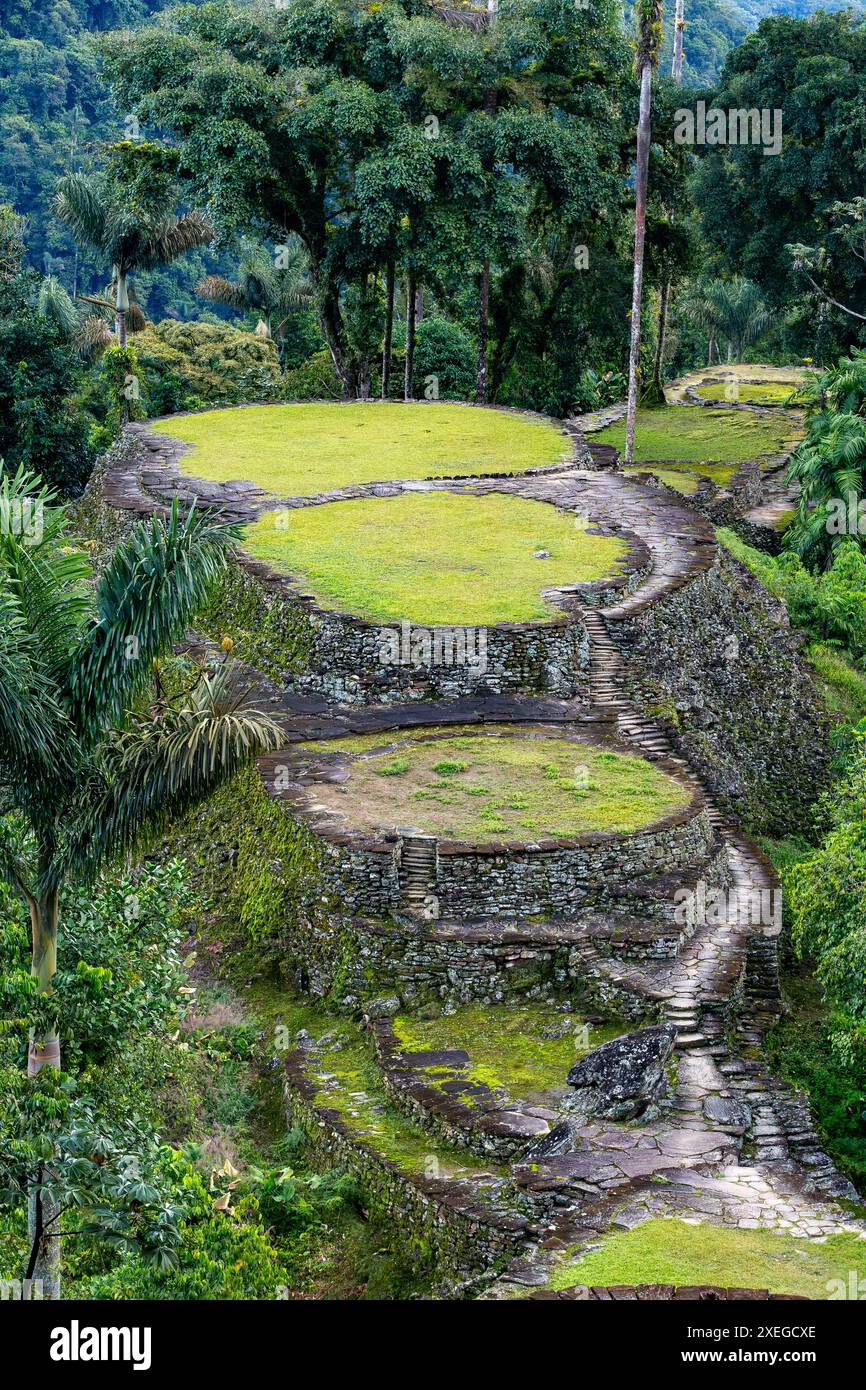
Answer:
[
  {"left": 261, "top": 721, "right": 715, "bottom": 922},
  {"left": 116, "top": 402, "right": 650, "bottom": 703}
]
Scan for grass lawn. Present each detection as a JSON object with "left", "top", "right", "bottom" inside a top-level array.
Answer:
[
  {"left": 806, "top": 642, "right": 866, "bottom": 728},
  {"left": 595, "top": 406, "right": 800, "bottom": 464},
  {"left": 299, "top": 726, "right": 690, "bottom": 839},
  {"left": 394, "top": 1004, "right": 625, "bottom": 1106},
  {"left": 153, "top": 401, "right": 570, "bottom": 496},
  {"left": 695, "top": 381, "right": 808, "bottom": 406},
  {"left": 545, "top": 1218, "right": 866, "bottom": 1298},
  {"left": 241, "top": 491, "right": 628, "bottom": 625}
]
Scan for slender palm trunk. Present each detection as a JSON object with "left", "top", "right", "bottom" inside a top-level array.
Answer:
[
  {"left": 27, "top": 890, "right": 61, "bottom": 1300},
  {"left": 404, "top": 268, "right": 416, "bottom": 402},
  {"left": 115, "top": 268, "right": 128, "bottom": 347},
  {"left": 624, "top": 62, "right": 653, "bottom": 464},
  {"left": 382, "top": 261, "right": 395, "bottom": 400},
  {"left": 672, "top": 0, "right": 684, "bottom": 81}
]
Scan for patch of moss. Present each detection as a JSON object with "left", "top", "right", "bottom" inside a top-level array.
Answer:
[
  {"left": 806, "top": 642, "right": 866, "bottom": 728},
  {"left": 298, "top": 726, "right": 691, "bottom": 840},
  {"left": 544, "top": 1218, "right": 866, "bottom": 1298},
  {"left": 153, "top": 400, "right": 570, "bottom": 496},
  {"left": 252, "top": 988, "right": 511, "bottom": 1181},
  {"left": 695, "top": 381, "right": 807, "bottom": 406},
  {"left": 596, "top": 406, "right": 800, "bottom": 464},
  {"left": 196, "top": 558, "right": 314, "bottom": 681},
  {"left": 394, "top": 1004, "right": 626, "bottom": 1105}
]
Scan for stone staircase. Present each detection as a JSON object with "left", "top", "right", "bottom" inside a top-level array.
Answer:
[{"left": 399, "top": 835, "right": 438, "bottom": 915}]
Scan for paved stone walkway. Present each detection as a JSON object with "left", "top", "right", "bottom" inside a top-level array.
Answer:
[{"left": 97, "top": 405, "right": 865, "bottom": 1297}]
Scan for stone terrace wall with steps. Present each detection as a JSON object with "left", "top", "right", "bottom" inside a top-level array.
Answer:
[
  {"left": 616, "top": 547, "right": 831, "bottom": 835},
  {"left": 312, "top": 803, "right": 719, "bottom": 921}
]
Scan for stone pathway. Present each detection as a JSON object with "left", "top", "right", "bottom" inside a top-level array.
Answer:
[{"left": 96, "top": 405, "right": 865, "bottom": 1297}]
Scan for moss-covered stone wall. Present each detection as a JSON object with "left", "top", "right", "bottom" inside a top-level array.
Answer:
[{"left": 621, "top": 549, "right": 831, "bottom": 836}]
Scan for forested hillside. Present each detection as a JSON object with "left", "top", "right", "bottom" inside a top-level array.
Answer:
[
  {"left": 4, "top": 0, "right": 865, "bottom": 308},
  {"left": 660, "top": 0, "right": 866, "bottom": 82},
  {"left": 0, "top": 0, "right": 217, "bottom": 316}
]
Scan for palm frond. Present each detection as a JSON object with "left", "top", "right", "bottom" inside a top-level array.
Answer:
[
  {"left": 196, "top": 275, "right": 251, "bottom": 311},
  {"left": 64, "top": 502, "right": 237, "bottom": 744},
  {"left": 142, "top": 210, "right": 215, "bottom": 268},
  {"left": 37, "top": 277, "right": 81, "bottom": 340},
  {"left": 61, "top": 670, "right": 283, "bottom": 882},
  {"left": 77, "top": 315, "right": 115, "bottom": 361},
  {"left": 53, "top": 173, "right": 107, "bottom": 257}
]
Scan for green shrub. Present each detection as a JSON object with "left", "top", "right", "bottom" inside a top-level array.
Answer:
[
  {"left": 280, "top": 349, "right": 342, "bottom": 400},
  {"left": 717, "top": 529, "right": 866, "bottom": 664},
  {"left": 135, "top": 320, "right": 282, "bottom": 414},
  {"left": 414, "top": 316, "right": 476, "bottom": 400}
]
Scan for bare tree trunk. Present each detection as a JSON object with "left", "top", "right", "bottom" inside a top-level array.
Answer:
[
  {"left": 404, "top": 268, "right": 416, "bottom": 402},
  {"left": 382, "top": 261, "right": 395, "bottom": 400},
  {"left": 672, "top": 0, "right": 685, "bottom": 81},
  {"left": 476, "top": 258, "right": 490, "bottom": 404},
  {"left": 414, "top": 284, "right": 424, "bottom": 324},
  {"left": 26, "top": 892, "right": 61, "bottom": 1300},
  {"left": 476, "top": 3, "right": 498, "bottom": 407},
  {"left": 624, "top": 62, "right": 653, "bottom": 465},
  {"left": 708, "top": 331, "right": 716, "bottom": 366}
]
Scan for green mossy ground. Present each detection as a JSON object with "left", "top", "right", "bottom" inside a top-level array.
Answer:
[
  {"left": 543, "top": 1219, "right": 866, "bottom": 1298},
  {"left": 300, "top": 726, "right": 690, "bottom": 839},
  {"left": 622, "top": 466, "right": 701, "bottom": 495},
  {"left": 249, "top": 984, "right": 510, "bottom": 1181},
  {"left": 240, "top": 492, "right": 628, "bottom": 626},
  {"left": 394, "top": 1003, "right": 625, "bottom": 1105},
  {"left": 153, "top": 401, "right": 570, "bottom": 496},
  {"left": 805, "top": 642, "right": 866, "bottom": 727},
  {"left": 595, "top": 406, "right": 801, "bottom": 464},
  {"left": 695, "top": 381, "right": 807, "bottom": 406}
]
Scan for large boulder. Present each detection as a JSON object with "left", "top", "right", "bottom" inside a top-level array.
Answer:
[{"left": 563, "top": 1023, "right": 677, "bottom": 1122}]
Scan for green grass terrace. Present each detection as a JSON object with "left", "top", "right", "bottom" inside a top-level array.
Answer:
[
  {"left": 241, "top": 491, "right": 629, "bottom": 626},
  {"left": 595, "top": 404, "right": 802, "bottom": 466},
  {"left": 297, "top": 725, "right": 691, "bottom": 841},
  {"left": 148, "top": 401, "right": 571, "bottom": 497}
]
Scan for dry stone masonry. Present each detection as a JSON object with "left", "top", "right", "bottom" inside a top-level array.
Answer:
[{"left": 91, "top": 397, "right": 866, "bottom": 1298}]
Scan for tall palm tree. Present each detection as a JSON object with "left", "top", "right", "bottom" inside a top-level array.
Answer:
[
  {"left": 0, "top": 468, "right": 282, "bottom": 1294},
  {"left": 682, "top": 276, "right": 770, "bottom": 364},
  {"left": 624, "top": 0, "right": 664, "bottom": 464},
  {"left": 197, "top": 238, "right": 313, "bottom": 363},
  {"left": 54, "top": 149, "right": 213, "bottom": 347},
  {"left": 671, "top": 0, "right": 684, "bottom": 80}
]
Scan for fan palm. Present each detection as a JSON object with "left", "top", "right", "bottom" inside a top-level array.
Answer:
[
  {"left": 36, "top": 275, "right": 127, "bottom": 361},
  {"left": 54, "top": 147, "right": 214, "bottom": 347},
  {"left": 0, "top": 467, "right": 282, "bottom": 1080},
  {"left": 682, "top": 275, "right": 770, "bottom": 364},
  {"left": 196, "top": 238, "right": 312, "bottom": 363}
]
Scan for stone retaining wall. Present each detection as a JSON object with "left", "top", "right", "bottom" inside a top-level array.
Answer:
[
  {"left": 283, "top": 1055, "right": 531, "bottom": 1281},
  {"left": 283, "top": 596, "right": 591, "bottom": 704},
  {"left": 619, "top": 549, "right": 831, "bottom": 835},
  {"left": 315, "top": 803, "right": 717, "bottom": 921}
]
